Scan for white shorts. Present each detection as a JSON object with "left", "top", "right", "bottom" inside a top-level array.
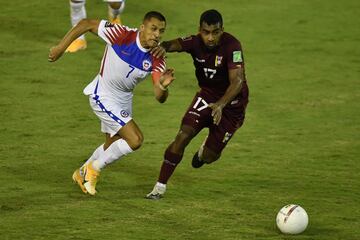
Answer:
[{"left": 89, "top": 93, "right": 132, "bottom": 137}]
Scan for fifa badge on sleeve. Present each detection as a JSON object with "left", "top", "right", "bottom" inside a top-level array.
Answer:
[{"left": 233, "top": 51, "right": 243, "bottom": 63}]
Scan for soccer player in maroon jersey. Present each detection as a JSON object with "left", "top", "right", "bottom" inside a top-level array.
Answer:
[{"left": 146, "top": 9, "right": 249, "bottom": 199}]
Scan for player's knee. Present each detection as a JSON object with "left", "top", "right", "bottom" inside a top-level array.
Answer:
[
  {"left": 108, "top": 2, "right": 121, "bottom": 9},
  {"left": 172, "top": 132, "right": 191, "bottom": 151},
  {"left": 175, "top": 132, "right": 190, "bottom": 144},
  {"left": 127, "top": 133, "right": 144, "bottom": 150},
  {"left": 70, "top": 0, "right": 85, "bottom": 4},
  {"left": 70, "top": 0, "right": 85, "bottom": 14},
  {"left": 175, "top": 127, "right": 196, "bottom": 145}
]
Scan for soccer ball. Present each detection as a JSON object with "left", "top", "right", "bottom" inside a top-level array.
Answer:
[{"left": 276, "top": 204, "right": 309, "bottom": 234}]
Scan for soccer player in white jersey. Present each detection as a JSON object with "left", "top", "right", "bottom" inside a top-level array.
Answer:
[
  {"left": 67, "top": 0, "right": 126, "bottom": 53},
  {"left": 48, "top": 11, "right": 175, "bottom": 195}
]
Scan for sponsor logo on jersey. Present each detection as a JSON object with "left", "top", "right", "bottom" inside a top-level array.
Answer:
[
  {"left": 121, "top": 50, "right": 130, "bottom": 56},
  {"left": 195, "top": 57, "right": 205, "bottom": 63},
  {"left": 215, "top": 55, "right": 223, "bottom": 67},
  {"left": 142, "top": 59, "right": 151, "bottom": 70},
  {"left": 230, "top": 99, "right": 239, "bottom": 105},
  {"left": 120, "top": 110, "right": 129, "bottom": 118},
  {"left": 181, "top": 36, "right": 192, "bottom": 41},
  {"left": 233, "top": 51, "right": 243, "bottom": 63}
]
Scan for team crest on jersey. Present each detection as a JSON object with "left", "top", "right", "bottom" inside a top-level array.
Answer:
[
  {"left": 215, "top": 55, "right": 223, "bottom": 67},
  {"left": 233, "top": 51, "right": 243, "bottom": 63},
  {"left": 120, "top": 110, "right": 129, "bottom": 118},
  {"left": 142, "top": 59, "right": 151, "bottom": 70},
  {"left": 222, "top": 132, "right": 233, "bottom": 143}
]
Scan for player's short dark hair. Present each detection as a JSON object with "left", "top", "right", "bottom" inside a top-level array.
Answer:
[
  {"left": 200, "top": 9, "right": 223, "bottom": 27},
  {"left": 143, "top": 11, "right": 166, "bottom": 23}
]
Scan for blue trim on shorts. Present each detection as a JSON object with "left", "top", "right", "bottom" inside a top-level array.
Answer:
[{"left": 92, "top": 80, "right": 126, "bottom": 127}]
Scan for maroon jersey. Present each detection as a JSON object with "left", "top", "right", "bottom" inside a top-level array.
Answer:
[
  {"left": 177, "top": 32, "right": 248, "bottom": 102},
  {"left": 178, "top": 32, "right": 249, "bottom": 153}
]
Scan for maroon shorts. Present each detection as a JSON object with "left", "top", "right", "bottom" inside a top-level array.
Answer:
[{"left": 181, "top": 89, "right": 248, "bottom": 154}]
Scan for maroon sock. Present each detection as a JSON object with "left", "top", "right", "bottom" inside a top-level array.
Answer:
[{"left": 158, "top": 148, "right": 183, "bottom": 184}]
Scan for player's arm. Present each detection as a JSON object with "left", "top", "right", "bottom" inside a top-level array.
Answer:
[
  {"left": 150, "top": 39, "right": 183, "bottom": 58},
  {"left": 48, "top": 19, "right": 100, "bottom": 62},
  {"left": 209, "top": 67, "right": 245, "bottom": 125},
  {"left": 152, "top": 69, "right": 176, "bottom": 103},
  {"left": 160, "top": 39, "right": 183, "bottom": 52}
]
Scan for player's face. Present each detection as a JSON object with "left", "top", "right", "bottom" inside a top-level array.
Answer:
[
  {"left": 140, "top": 18, "right": 166, "bottom": 49},
  {"left": 199, "top": 22, "right": 223, "bottom": 49}
]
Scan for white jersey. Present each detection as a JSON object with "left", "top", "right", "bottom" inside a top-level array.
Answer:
[{"left": 83, "top": 20, "right": 166, "bottom": 102}]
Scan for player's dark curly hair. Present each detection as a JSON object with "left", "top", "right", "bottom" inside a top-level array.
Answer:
[
  {"left": 143, "top": 11, "right": 166, "bottom": 23},
  {"left": 200, "top": 9, "right": 223, "bottom": 27}
]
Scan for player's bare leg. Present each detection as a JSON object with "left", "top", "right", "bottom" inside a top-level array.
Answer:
[
  {"left": 107, "top": 1, "right": 125, "bottom": 24},
  {"left": 146, "top": 125, "right": 198, "bottom": 199},
  {"left": 66, "top": 0, "right": 87, "bottom": 53},
  {"left": 192, "top": 145, "right": 220, "bottom": 168}
]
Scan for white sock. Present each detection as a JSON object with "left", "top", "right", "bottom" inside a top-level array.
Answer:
[
  {"left": 92, "top": 139, "right": 133, "bottom": 170},
  {"left": 155, "top": 182, "right": 166, "bottom": 194},
  {"left": 81, "top": 144, "right": 104, "bottom": 168},
  {"left": 70, "top": 0, "right": 86, "bottom": 40}
]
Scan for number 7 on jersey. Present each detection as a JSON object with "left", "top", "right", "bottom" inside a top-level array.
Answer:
[{"left": 126, "top": 65, "right": 135, "bottom": 78}]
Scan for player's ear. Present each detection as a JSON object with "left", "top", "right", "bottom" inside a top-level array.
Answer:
[{"left": 140, "top": 23, "right": 145, "bottom": 31}]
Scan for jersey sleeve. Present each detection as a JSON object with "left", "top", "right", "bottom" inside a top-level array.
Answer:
[
  {"left": 151, "top": 57, "right": 166, "bottom": 83},
  {"left": 226, "top": 38, "right": 245, "bottom": 69},
  {"left": 152, "top": 57, "right": 166, "bottom": 73},
  {"left": 97, "top": 20, "right": 127, "bottom": 45},
  {"left": 177, "top": 35, "right": 197, "bottom": 53}
]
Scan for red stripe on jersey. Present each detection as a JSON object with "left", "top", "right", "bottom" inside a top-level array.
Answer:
[
  {"left": 104, "top": 25, "right": 125, "bottom": 45},
  {"left": 109, "top": 28, "right": 120, "bottom": 42},
  {"left": 113, "top": 25, "right": 124, "bottom": 42},
  {"left": 104, "top": 32, "right": 114, "bottom": 44},
  {"left": 121, "top": 31, "right": 137, "bottom": 45},
  {"left": 99, "top": 46, "right": 108, "bottom": 77},
  {"left": 151, "top": 55, "right": 166, "bottom": 73}
]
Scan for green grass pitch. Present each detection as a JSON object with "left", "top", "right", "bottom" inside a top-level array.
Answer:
[{"left": 0, "top": 0, "right": 359, "bottom": 239}]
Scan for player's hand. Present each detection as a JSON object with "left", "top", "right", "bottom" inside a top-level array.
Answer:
[
  {"left": 160, "top": 68, "right": 175, "bottom": 88},
  {"left": 208, "top": 102, "right": 225, "bottom": 125},
  {"left": 48, "top": 45, "right": 64, "bottom": 62},
  {"left": 150, "top": 45, "right": 166, "bottom": 58}
]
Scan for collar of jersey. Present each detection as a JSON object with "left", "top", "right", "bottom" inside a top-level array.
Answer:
[{"left": 136, "top": 32, "right": 150, "bottom": 53}]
